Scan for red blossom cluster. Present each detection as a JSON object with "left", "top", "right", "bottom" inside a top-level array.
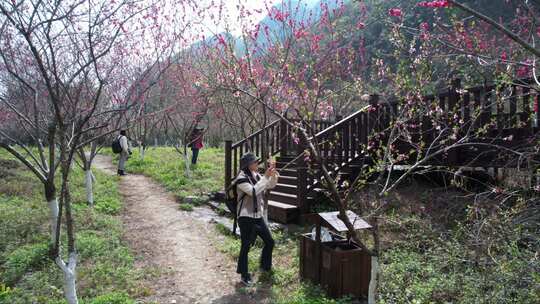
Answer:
[
  {"left": 388, "top": 8, "right": 402, "bottom": 17},
  {"left": 417, "top": 1, "right": 451, "bottom": 8}
]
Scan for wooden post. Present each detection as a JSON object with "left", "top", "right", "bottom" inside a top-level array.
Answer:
[
  {"left": 368, "top": 94, "right": 379, "bottom": 132},
  {"left": 225, "top": 140, "right": 232, "bottom": 190},
  {"left": 521, "top": 86, "right": 531, "bottom": 131},
  {"left": 450, "top": 78, "right": 461, "bottom": 110},
  {"left": 509, "top": 85, "right": 517, "bottom": 129},
  {"left": 280, "top": 118, "right": 288, "bottom": 156},
  {"left": 296, "top": 137, "right": 309, "bottom": 214}
]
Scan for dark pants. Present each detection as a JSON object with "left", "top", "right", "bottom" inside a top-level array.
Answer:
[
  {"left": 236, "top": 217, "right": 274, "bottom": 275},
  {"left": 191, "top": 148, "right": 199, "bottom": 164}
]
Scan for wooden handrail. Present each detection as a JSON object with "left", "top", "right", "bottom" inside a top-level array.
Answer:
[
  {"left": 313, "top": 106, "right": 370, "bottom": 139},
  {"left": 231, "top": 119, "right": 280, "bottom": 148}
]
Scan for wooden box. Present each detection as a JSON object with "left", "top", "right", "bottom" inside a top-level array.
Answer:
[{"left": 299, "top": 211, "right": 372, "bottom": 300}]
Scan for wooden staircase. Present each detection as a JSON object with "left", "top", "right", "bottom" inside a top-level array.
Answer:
[{"left": 225, "top": 77, "right": 540, "bottom": 224}]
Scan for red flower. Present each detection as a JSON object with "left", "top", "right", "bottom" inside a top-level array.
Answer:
[
  {"left": 420, "top": 22, "right": 429, "bottom": 31},
  {"left": 294, "top": 29, "right": 307, "bottom": 39},
  {"left": 389, "top": 8, "right": 402, "bottom": 17},
  {"left": 418, "top": 1, "right": 451, "bottom": 8},
  {"left": 216, "top": 34, "right": 226, "bottom": 46},
  {"left": 500, "top": 51, "right": 507, "bottom": 61},
  {"left": 517, "top": 65, "right": 530, "bottom": 78}
]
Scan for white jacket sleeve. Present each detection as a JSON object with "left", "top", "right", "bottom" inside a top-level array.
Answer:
[
  {"left": 238, "top": 176, "right": 271, "bottom": 197},
  {"left": 120, "top": 136, "right": 129, "bottom": 152},
  {"left": 268, "top": 173, "right": 279, "bottom": 189}
]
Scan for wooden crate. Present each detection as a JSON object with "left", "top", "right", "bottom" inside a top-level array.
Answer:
[
  {"left": 300, "top": 234, "right": 371, "bottom": 299},
  {"left": 320, "top": 240, "right": 371, "bottom": 299},
  {"left": 299, "top": 233, "right": 321, "bottom": 282}
]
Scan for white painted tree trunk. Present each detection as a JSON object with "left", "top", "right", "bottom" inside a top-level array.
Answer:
[
  {"left": 183, "top": 153, "right": 191, "bottom": 178},
  {"left": 48, "top": 199, "right": 59, "bottom": 244},
  {"left": 139, "top": 147, "right": 145, "bottom": 161},
  {"left": 154, "top": 138, "right": 158, "bottom": 147},
  {"left": 84, "top": 170, "right": 94, "bottom": 206},
  {"left": 56, "top": 253, "right": 78, "bottom": 304},
  {"left": 368, "top": 256, "right": 379, "bottom": 304}
]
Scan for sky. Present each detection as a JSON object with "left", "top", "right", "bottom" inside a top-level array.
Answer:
[{"left": 200, "top": 0, "right": 280, "bottom": 36}]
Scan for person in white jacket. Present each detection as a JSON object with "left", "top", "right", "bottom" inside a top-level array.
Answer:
[
  {"left": 235, "top": 152, "right": 279, "bottom": 286},
  {"left": 117, "top": 130, "right": 131, "bottom": 176}
]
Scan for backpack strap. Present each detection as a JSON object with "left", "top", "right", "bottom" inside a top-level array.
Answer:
[
  {"left": 233, "top": 192, "right": 246, "bottom": 235},
  {"left": 231, "top": 177, "right": 249, "bottom": 235}
]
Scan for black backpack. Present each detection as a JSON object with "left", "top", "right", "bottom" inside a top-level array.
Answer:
[
  {"left": 225, "top": 177, "right": 248, "bottom": 235},
  {"left": 111, "top": 137, "right": 122, "bottom": 154}
]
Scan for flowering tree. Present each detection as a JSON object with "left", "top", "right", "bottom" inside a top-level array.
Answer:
[
  {"left": 0, "top": 0, "right": 207, "bottom": 303},
  {"left": 205, "top": 0, "right": 539, "bottom": 302},
  {"left": 158, "top": 57, "right": 217, "bottom": 177}
]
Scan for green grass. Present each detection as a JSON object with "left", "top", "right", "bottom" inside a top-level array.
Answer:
[
  {"left": 178, "top": 203, "right": 194, "bottom": 211},
  {"left": 101, "top": 147, "right": 539, "bottom": 304},
  {"left": 107, "top": 147, "right": 223, "bottom": 210},
  {"left": 0, "top": 150, "right": 145, "bottom": 303},
  {"left": 213, "top": 223, "right": 354, "bottom": 304}
]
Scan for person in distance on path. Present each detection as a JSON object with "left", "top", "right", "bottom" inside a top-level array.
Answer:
[{"left": 117, "top": 130, "right": 131, "bottom": 176}]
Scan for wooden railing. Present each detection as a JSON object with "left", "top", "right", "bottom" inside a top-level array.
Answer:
[
  {"left": 225, "top": 77, "right": 539, "bottom": 210},
  {"left": 293, "top": 78, "right": 539, "bottom": 211},
  {"left": 224, "top": 117, "right": 336, "bottom": 189}
]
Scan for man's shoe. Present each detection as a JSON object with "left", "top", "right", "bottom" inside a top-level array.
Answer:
[
  {"left": 240, "top": 273, "right": 253, "bottom": 287},
  {"left": 119, "top": 170, "right": 126, "bottom": 176}
]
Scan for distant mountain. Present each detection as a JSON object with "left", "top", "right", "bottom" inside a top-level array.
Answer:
[{"left": 254, "top": 0, "right": 342, "bottom": 47}]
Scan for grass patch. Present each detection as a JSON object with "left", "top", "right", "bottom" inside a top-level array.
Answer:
[
  {"left": 178, "top": 203, "right": 194, "bottom": 211},
  {"left": 0, "top": 150, "right": 143, "bottom": 303},
  {"left": 213, "top": 223, "right": 353, "bottom": 304},
  {"left": 106, "top": 147, "right": 223, "bottom": 200},
  {"left": 100, "top": 147, "right": 539, "bottom": 304}
]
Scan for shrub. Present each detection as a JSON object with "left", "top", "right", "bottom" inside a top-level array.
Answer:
[
  {"left": 95, "top": 197, "right": 122, "bottom": 215},
  {"left": 1, "top": 242, "right": 49, "bottom": 285},
  {"left": 179, "top": 203, "right": 194, "bottom": 211},
  {"left": 84, "top": 292, "right": 135, "bottom": 304}
]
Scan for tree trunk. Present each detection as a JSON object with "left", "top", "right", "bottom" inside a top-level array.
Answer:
[
  {"left": 140, "top": 146, "right": 145, "bottom": 161},
  {"left": 368, "top": 256, "right": 379, "bottom": 304},
  {"left": 56, "top": 253, "right": 78, "bottom": 304},
  {"left": 84, "top": 170, "right": 94, "bottom": 206},
  {"left": 48, "top": 198, "right": 59, "bottom": 244},
  {"left": 183, "top": 153, "right": 191, "bottom": 178},
  {"left": 183, "top": 145, "right": 191, "bottom": 178}
]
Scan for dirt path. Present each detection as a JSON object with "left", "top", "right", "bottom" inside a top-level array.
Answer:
[{"left": 93, "top": 155, "right": 267, "bottom": 304}]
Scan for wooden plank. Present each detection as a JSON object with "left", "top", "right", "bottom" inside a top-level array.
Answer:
[
  {"left": 521, "top": 86, "right": 530, "bottom": 129},
  {"left": 224, "top": 140, "right": 232, "bottom": 190},
  {"left": 319, "top": 210, "right": 372, "bottom": 232},
  {"left": 509, "top": 85, "right": 517, "bottom": 128}
]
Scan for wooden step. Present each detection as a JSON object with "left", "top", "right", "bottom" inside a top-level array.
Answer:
[
  {"left": 274, "top": 183, "right": 297, "bottom": 195},
  {"left": 278, "top": 175, "right": 298, "bottom": 186},
  {"left": 268, "top": 200, "right": 299, "bottom": 223},
  {"left": 268, "top": 191, "right": 298, "bottom": 205},
  {"left": 276, "top": 156, "right": 296, "bottom": 163},
  {"left": 275, "top": 161, "right": 295, "bottom": 169},
  {"left": 279, "top": 168, "right": 297, "bottom": 177}
]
